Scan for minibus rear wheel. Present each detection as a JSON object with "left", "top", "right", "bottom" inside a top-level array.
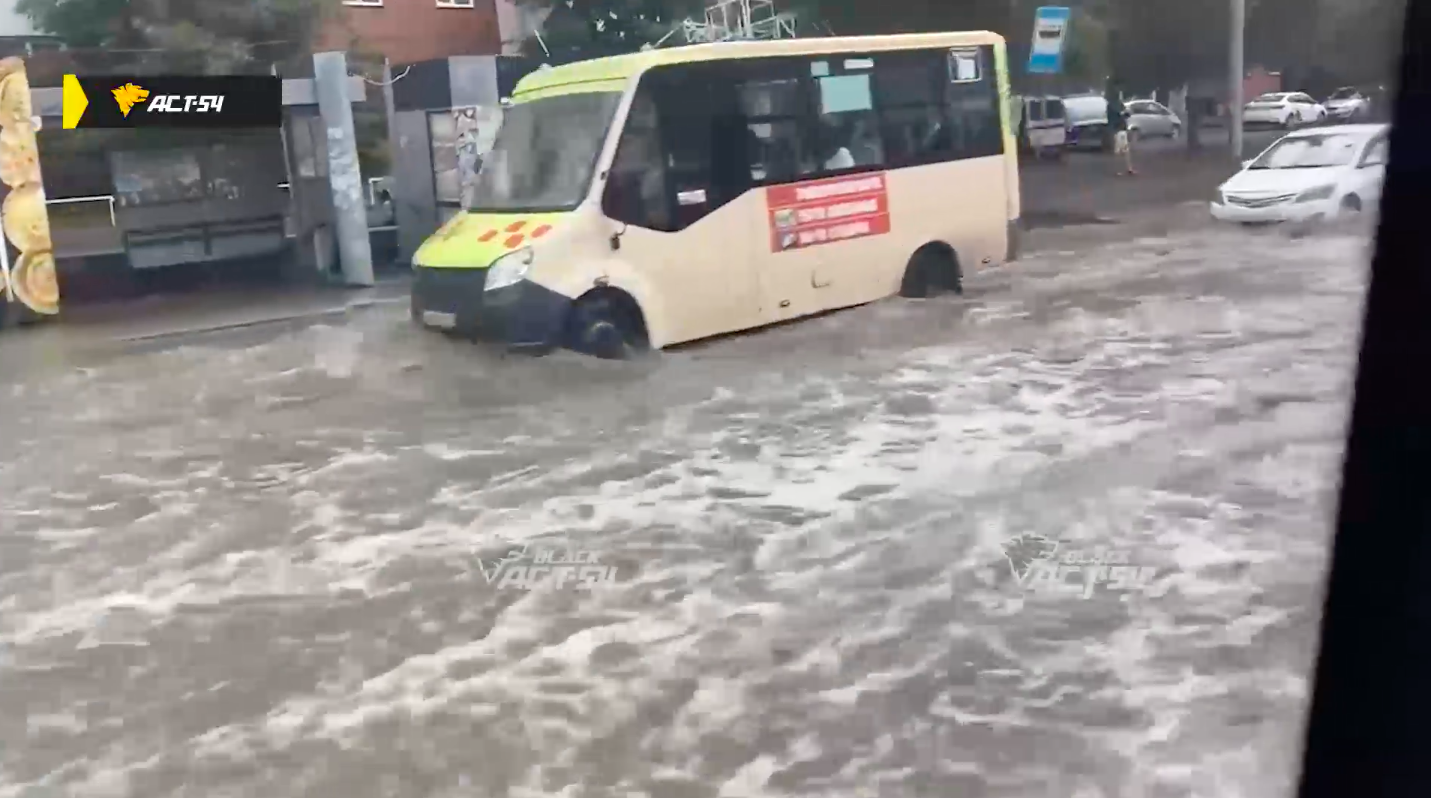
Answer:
[
  {"left": 568, "top": 289, "right": 649, "bottom": 360},
  {"left": 900, "top": 245, "right": 962, "bottom": 299}
]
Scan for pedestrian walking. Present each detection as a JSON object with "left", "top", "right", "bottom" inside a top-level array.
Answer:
[
  {"left": 1112, "top": 106, "right": 1136, "bottom": 175},
  {"left": 1105, "top": 81, "right": 1136, "bottom": 176}
]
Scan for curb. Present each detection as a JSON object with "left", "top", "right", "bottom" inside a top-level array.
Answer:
[{"left": 114, "top": 295, "right": 408, "bottom": 344}]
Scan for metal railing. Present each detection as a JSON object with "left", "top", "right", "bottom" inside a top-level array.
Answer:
[
  {"left": 45, "top": 178, "right": 393, "bottom": 231},
  {"left": 45, "top": 194, "right": 116, "bottom": 226}
]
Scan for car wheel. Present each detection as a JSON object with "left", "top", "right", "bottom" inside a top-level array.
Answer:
[
  {"left": 566, "top": 290, "right": 649, "bottom": 360},
  {"left": 1282, "top": 114, "right": 1295, "bottom": 129},
  {"left": 1169, "top": 123, "right": 1182, "bottom": 140}
]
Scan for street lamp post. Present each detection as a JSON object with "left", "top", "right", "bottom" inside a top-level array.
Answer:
[{"left": 1230, "top": 0, "right": 1245, "bottom": 158}]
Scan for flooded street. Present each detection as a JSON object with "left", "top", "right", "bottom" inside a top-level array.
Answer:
[{"left": 0, "top": 209, "right": 1368, "bottom": 798}]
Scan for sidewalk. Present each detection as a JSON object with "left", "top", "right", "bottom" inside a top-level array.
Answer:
[
  {"left": 0, "top": 276, "right": 411, "bottom": 368},
  {"left": 1020, "top": 140, "right": 1250, "bottom": 227},
  {"left": 0, "top": 144, "right": 1249, "bottom": 361}
]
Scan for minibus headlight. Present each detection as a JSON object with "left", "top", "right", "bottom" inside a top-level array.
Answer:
[{"left": 485, "top": 247, "right": 534, "bottom": 291}]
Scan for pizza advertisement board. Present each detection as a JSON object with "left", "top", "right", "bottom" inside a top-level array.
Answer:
[{"left": 766, "top": 172, "right": 891, "bottom": 253}]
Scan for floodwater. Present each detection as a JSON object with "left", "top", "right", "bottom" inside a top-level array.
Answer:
[{"left": 0, "top": 211, "right": 1370, "bottom": 798}]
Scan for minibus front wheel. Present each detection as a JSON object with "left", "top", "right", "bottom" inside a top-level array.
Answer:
[{"left": 567, "top": 288, "right": 650, "bottom": 360}]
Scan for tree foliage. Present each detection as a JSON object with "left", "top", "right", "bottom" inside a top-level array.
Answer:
[
  {"left": 515, "top": 0, "right": 1404, "bottom": 90},
  {"left": 16, "top": 0, "right": 341, "bottom": 72},
  {"left": 519, "top": 0, "right": 699, "bottom": 64}
]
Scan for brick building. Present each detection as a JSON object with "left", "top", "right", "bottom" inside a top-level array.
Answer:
[{"left": 317, "top": 0, "right": 505, "bottom": 64}]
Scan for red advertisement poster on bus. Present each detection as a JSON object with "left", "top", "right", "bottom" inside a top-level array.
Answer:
[{"left": 766, "top": 172, "right": 891, "bottom": 253}]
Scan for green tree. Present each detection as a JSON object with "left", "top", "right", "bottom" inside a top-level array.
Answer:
[
  {"left": 16, "top": 0, "right": 341, "bottom": 73},
  {"left": 519, "top": 0, "right": 696, "bottom": 63}
]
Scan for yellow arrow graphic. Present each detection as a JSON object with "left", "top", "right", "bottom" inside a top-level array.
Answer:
[{"left": 62, "top": 74, "right": 88, "bottom": 130}]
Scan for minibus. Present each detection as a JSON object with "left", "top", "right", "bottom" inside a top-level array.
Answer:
[{"left": 411, "top": 31, "right": 1020, "bottom": 358}]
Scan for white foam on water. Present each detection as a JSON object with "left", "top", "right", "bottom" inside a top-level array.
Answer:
[{"left": 0, "top": 225, "right": 1370, "bottom": 797}]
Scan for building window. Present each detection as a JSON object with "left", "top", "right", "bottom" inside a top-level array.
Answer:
[
  {"left": 436, "top": 0, "right": 476, "bottom": 6},
  {"left": 342, "top": 0, "right": 383, "bottom": 6}
]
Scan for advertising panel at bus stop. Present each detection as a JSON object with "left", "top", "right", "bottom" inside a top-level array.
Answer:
[
  {"left": 0, "top": 57, "right": 57, "bottom": 327},
  {"left": 1028, "top": 6, "right": 1072, "bottom": 75}
]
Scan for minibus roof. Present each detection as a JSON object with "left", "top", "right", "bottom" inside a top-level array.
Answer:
[{"left": 512, "top": 30, "right": 1006, "bottom": 102}]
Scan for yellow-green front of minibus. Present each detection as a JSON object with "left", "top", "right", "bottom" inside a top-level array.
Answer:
[{"left": 408, "top": 56, "right": 642, "bottom": 351}]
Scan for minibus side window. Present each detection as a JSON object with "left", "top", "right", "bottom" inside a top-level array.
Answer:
[
  {"left": 603, "top": 66, "right": 752, "bottom": 232},
  {"left": 943, "top": 47, "right": 1004, "bottom": 159},
  {"left": 739, "top": 74, "right": 808, "bottom": 184},
  {"left": 602, "top": 88, "right": 671, "bottom": 231},
  {"left": 652, "top": 68, "right": 723, "bottom": 230},
  {"left": 872, "top": 53, "right": 948, "bottom": 167},
  {"left": 811, "top": 67, "right": 884, "bottom": 172}
]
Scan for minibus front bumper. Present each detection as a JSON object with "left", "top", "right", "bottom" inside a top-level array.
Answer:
[{"left": 410, "top": 266, "right": 570, "bottom": 352}]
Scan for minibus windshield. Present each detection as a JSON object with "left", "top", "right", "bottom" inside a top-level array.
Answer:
[{"left": 468, "top": 91, "right": 622, "bottom": 213}]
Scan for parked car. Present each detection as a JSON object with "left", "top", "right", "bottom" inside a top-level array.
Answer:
[
  {"left": 1018, "top": 95, "right": 1069, "bottom": 156},
  {"left": 1062, "top": 94, "right": 1109, "bottom": 149},
  {"left": 1125, "top": 99, "right": 1182, "bottom": 140},
  {"left": 1324, "top": 87, "right": 1373, "bottom": 122},
  {"left": 1242, "top": 92, "right": 1327, "bottom": 128},
  {"left": 1210, "top": 123, "right": 1388, "bottom": 223}
]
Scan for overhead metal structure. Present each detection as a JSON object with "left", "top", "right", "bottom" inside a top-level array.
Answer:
[{"left": 679, "top": 0, "right": 798, "bottom": 43}]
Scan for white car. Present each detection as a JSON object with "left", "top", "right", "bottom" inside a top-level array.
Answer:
[
  {"left": 1126, "top": 99, "right": 1182, "bottom": 140},
  {"left": 1325, "top": 87, "right": 1373, "bottom": 122},
  {"left": 1211, "top": 124, "right": 1388, "bottom": 224},
  {"left": 1242, "top": 92, "right": 1327, "bottom": 128}
]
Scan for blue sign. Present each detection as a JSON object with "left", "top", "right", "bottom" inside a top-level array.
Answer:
[{"left": 1028, "top": 6, "right": 1072, "bottom": 74}]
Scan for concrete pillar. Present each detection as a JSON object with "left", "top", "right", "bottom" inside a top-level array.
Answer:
[
  {"left": 382, "top": 58, "right": 400, "bottom": 193},
  {"left": 313, "top": 51, "right": 375, "bottom": 286}
]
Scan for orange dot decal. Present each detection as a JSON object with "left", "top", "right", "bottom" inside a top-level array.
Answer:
[
  {"left": 505, "top": 221, "right": 527, "bottom": 233},
  {"left": 531, "top": 224, "right": 552, "bottom": 238},
  {"left": 504, "top": 234, "right": 526, "bottom": 248},
  {"left": 478, "top": 230, "right": 498, "bottom": 242}
]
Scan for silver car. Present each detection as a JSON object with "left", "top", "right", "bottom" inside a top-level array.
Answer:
[
  {"left": 1125, "top": 99, "right": 1183, "bottom": 140},
  {"left": 1325, "top": 87, "right": 1373, "bottom": 122}
]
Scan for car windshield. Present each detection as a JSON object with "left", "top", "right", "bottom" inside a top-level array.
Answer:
[
  {"left": 467, "top": 91, "right": 621, "bottom": 213},
  {"left": 1330, "top": 88, "right": 1358, "bottom": 99},
  {"left": 1249, "top": 133, "right": 1364, "bottom": 169},
  {"left": 1255, "top": 93, "right": 1289, "bottom": 102}
]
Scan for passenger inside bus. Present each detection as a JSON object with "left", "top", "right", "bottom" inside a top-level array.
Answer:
[
  {"left": 847, "top": 115, "right": 885, "bottom": 166},
  {"left": 748, "top": 122, "right": 801, "bottom": 183},
  {"left": 807, "top": 116, "right": 855, "bottom": 173}
]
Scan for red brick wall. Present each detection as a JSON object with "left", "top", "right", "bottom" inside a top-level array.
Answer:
[
  {"left": 317, "top": 0, "right": 502, "bottom": 65},
  {"left": 1244, "top": 67, "right": 1282, "bottom": 100}
]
